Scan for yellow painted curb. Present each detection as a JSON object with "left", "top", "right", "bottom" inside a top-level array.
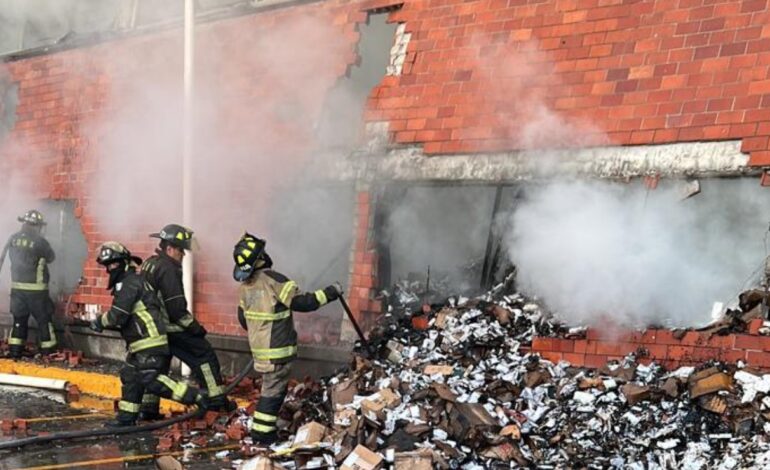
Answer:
[{"left": 0, "top": 359, "right": 186, "bottom": 413}]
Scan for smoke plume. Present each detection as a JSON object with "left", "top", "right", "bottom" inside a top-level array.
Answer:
[
  {"left": 84, "top": 11, "right": 360, "bottom": 279},
  {"left": 506, "top": 179, "right": 770, "bottom": 328},
  {"left": 0, "top": 4, "right": 378, "bottom": 341}
]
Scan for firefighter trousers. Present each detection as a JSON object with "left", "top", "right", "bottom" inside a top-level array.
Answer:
[
  {"left": 139, "top": 331, "right": 225, "bottom": 415},
  {"left": 117, "top": 353, "right": 201, "bottom": 424},
  {"left": 250, "top": 362, "right": 292, "bottom": 436},
  {"left": 9, "top": 289, "right": 57, "bottom": 357}
]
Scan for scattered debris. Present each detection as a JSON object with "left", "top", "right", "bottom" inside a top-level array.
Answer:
[
  {"left": 238, "top": 456, "right": 282, "bottom": 470},
  {"left": 236, "top": 283, "right": 770, "bottom": 468},
  {"left": 689, "top": 370, "right": 733, "bottom": 399},
  {"left": 155, "top": 455, "right": 183, "bottom": 470},
  {"left": 341, "top": 445, "right": 383, "bottom": 470}
]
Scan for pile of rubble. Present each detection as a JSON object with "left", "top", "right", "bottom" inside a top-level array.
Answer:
[{"left": 233, "top": 287, "right": 770, "bottom": 469}]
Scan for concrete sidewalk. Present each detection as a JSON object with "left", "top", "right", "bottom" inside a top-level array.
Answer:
[{"left": 0, "top": 359, "right": 251, "bottom": 413}]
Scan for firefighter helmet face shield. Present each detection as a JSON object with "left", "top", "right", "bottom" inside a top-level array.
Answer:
[
  {"left": 18, "top": 210, "right": 46, "bottom": 226},
  {"left": 232, "top": 233, "right": 266, "bottom": 282},
  {"left": 149, "top": 224, "right": 194, "bottom": 251},
  {"left": 96, "top": 242, "right": 131, "bottom": 266},
  {"left": 96, "top": 242, "right": 137, "bottom": 289}
]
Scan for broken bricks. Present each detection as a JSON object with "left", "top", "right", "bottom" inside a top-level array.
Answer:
[
  {"left": 65, "top": 384, "right": 80, "bottom": 402},
  {"left": 0, "top": 420, "right": 13, "bottom": 433},
  {"left": 226, "top": 422, "right": 247, "bottom": 441}
]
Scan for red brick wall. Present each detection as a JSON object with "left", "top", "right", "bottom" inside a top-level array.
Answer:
[
  {"left": 4, "top": 0, "right": 770, "bottom": 340},
  {"left": 0, "top": 0, "right": 401, "bottom": 339},
  {"left": 347, "top": 190, "right": 383, "bottom": 332},
  {"left": 367, "top": 0, "right": 770, "bottom": 164},
  {"left": 531, "top": 320, "right": 770, "bottom": 370}
]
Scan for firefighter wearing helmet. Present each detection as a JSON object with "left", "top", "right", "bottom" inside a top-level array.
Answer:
[
  {"left": 89, "top": 241, "right": 209, "bottom": 426},
  {"left": 233, "top": 232, "right": 342, "bottom": 445},
  {"left": 0, "top": 210, "right": 57, "bottom": 358},
  {"left": 138, "top": 224, "right": 233, "bottom": 420}
]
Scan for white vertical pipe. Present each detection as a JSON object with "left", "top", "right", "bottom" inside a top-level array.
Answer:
[{"left": 181, "top": 0, "right": 195, "bottom": 378}]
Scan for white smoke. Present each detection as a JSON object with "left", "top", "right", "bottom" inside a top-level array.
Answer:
[
  {"left": 507, "top": 179, "right": 770, "bottom": 328},
  {"left": 0, "top": 5, "right": 385, "bottom": 342},
  {"left": 0, "top": 62, "right": 49, "bottom": 310},
  {"left": 83, "top": 12, "right": 361, "bottom": 280}
]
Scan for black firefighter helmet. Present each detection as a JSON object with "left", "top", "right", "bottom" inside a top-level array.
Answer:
[
  {"left": 95, "top": 241, "right": 142, "bottom": 267},
  {"left": 18, "top": 209, "right": 46, "bottom": 226},
  {"left": 232, "top": 233, "right": 267, "bottom": 282},
  {"left": 150, "top": 224, "right": 194, "bottom": 251}
]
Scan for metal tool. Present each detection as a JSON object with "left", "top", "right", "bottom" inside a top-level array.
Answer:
[{"left": 338, "top": 295, "right": 368, "bottom": 345}]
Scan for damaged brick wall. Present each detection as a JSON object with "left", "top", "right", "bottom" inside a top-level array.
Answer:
[
  {"left": 345, "top": 189, "right": 382, "bottom": 338},
  {"left": 0, "top": 0, "right": 404, "bottom": 338},
  {"left": 531, "top": 320, "right": 770, "bottom": 371},
  {"left": 366, "top": 0, "right": 770, "bottom": 164},
  {"left": 4, "top": 0, "right": 770, "bottom": 340}
]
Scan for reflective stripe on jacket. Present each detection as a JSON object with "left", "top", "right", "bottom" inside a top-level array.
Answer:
[
  {"left": 239, "top": 269, "right": 299, "bottom": 366},
  {"left": 141, "top": 252, "right": 195, "bottom": 333},
  {"left": 98, "top": 269, "right": 169, "bottom": 355}
]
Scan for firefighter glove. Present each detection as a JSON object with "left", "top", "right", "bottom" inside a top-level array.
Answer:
[
  {"left": 89, "top": 318, "right": 104, "bottom": 333},
  {"left": 187, "top": 320, "right": 207, "bottom": 337},
  {"left": 324, "top": 282, "right": 343, "bottom": 302}
]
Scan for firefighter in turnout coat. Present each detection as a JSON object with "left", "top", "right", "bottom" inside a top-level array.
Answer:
[
  {"left": 139, "top": 224, "right": 232, "bottom": 420},
  {"left": 0, "top": 210, "right": 57, "bottom": 358},
  {"left": 89, "top": 241, "right": 207, "bottom": 427},
  {"left": 232, "top": 233, "right": 341, "bottom": 445}
]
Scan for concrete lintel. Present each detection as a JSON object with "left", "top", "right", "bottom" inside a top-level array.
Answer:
[{"left": 332, "top": 140, "right": 754, "bottom": 182}]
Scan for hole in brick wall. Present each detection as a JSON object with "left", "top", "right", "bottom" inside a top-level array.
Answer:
[
  {"left": 376, "top": 177, "right": 770, "bottom": 328},
  {"left": 0, "top": 200, "right": 87, "bottom": 314},
  {"left": 316, "top": 11, "right": 397, "bottom": 152},
  {"left": 508, "top": 178, "right": 770, "bottom": 327},
  {"left": 378, "top": 184, "right": 519, "bottom": 297},
  {"left": 38, "top": 200, "right": 88, "bottom": 302}
]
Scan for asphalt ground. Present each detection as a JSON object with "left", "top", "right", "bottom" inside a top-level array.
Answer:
[{"left": 0, "top": 386, "right": 244, "bottom": 470}]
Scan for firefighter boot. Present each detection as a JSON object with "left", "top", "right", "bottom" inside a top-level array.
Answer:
[
  {"left": 208, "top": 395, "right": 237, "bottom": 412},
  {"left": 103, "top": 417, "right": 137, "bottom": 428},
  {"left": 138, "top": 411, "right": 165, "bottom": 421},
  {"left": 250, "top": 429, "right": 279, "bottom": 446}
]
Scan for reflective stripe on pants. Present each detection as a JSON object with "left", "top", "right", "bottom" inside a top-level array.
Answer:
[
  {"left": 251, "top": 345, "right": 297, "bottom": 361},
  {"left": 119, "top": 400, "right": 141, "bottom": 413}
]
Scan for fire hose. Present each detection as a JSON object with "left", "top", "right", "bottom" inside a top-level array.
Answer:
[{"left": 0, "top": 356, "right": 255, "bottom": 451}]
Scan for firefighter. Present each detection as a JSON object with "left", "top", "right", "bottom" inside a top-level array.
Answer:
[
  {"left": 89, "top": 241, "right": 207, "bottom": 427},
  {"left": 0, "top": 210, "right": 57, "bottom": 358},
  {"left": 138, "top": 224, "right": 232, "bottom": 420},
  {"left": 232, "top": 232, "right": 342, "bottom": 445}
]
